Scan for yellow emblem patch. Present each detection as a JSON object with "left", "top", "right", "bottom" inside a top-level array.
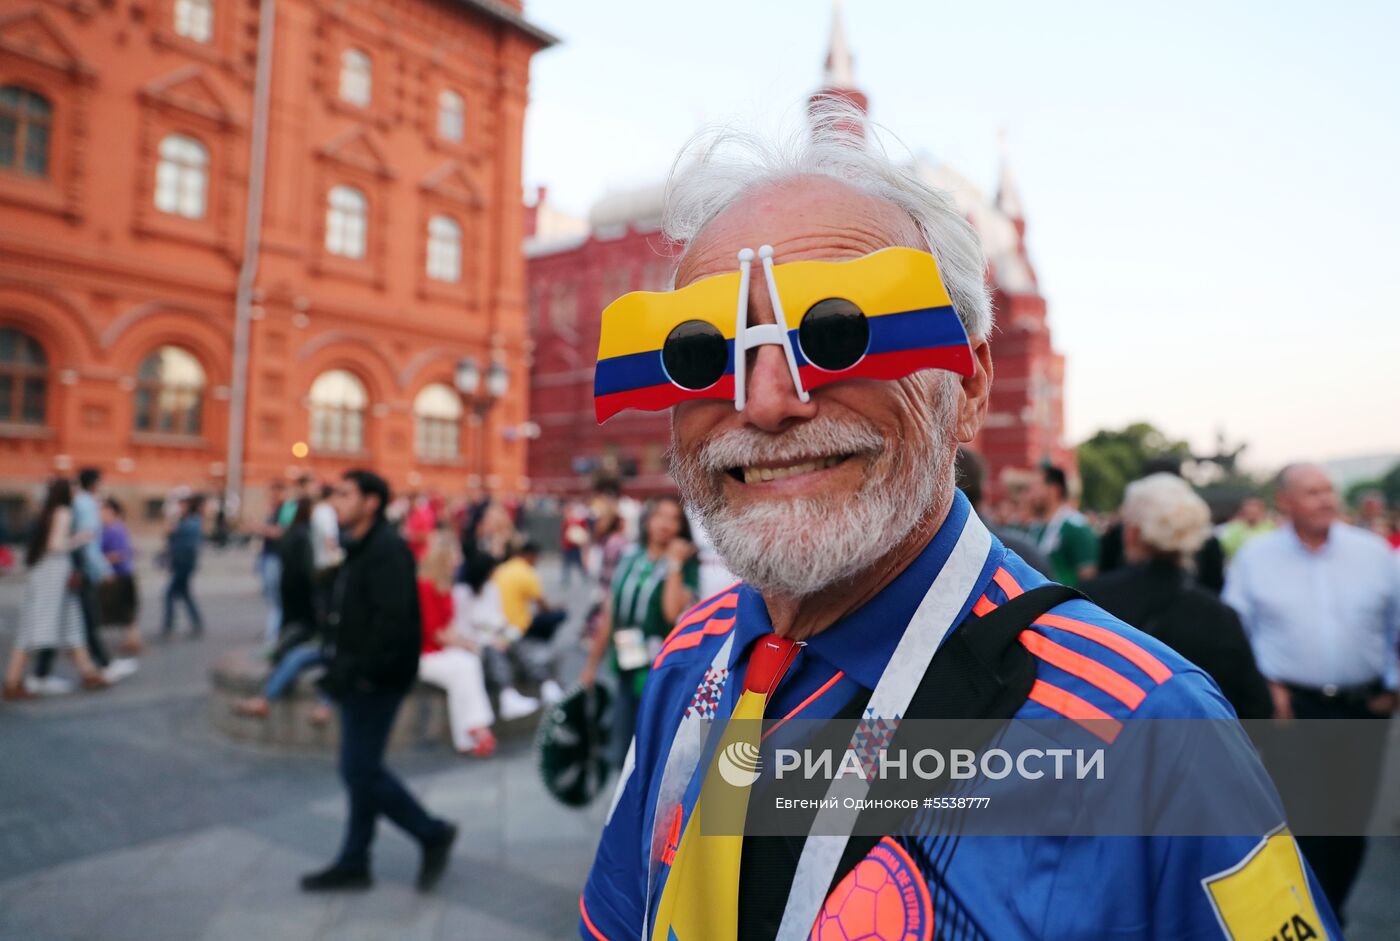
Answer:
[{"left": 1202, "top": 827, "right": 1329, "bottom": 941}]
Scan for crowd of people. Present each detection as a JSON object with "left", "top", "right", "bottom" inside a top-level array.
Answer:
[
  {"left": 963, "top": 450, "right": 1400, "bottom": 916},
  {"left": 2, "top": 467, "right": 176, "bottom": 700}
]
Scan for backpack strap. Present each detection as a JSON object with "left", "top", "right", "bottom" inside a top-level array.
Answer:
[
  {"left": 827, "top": 583, "right": 1083, "bottom": 894},
  {"left": 737, "top": 583, "right": 1083, "bottom": 940}
]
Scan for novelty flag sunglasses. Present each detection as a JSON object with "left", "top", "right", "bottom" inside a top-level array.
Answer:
[{"left": 592, "top": 245, "right": 975, "bottom": 422}]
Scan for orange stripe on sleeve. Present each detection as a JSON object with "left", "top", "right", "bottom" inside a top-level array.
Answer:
[
  {"left": 971, "top": 595, "right": 998, "bottom": 617},
  {"left": 1026, "top": 679, "right": 1123, "bottom": 744},
  {"left": 653, "top": 616, "right": 736, "bottom": 668},
  {"left": 580, "top": 895, "right": 610, "bottom": 941},
  {"left": 992, "top": 567, "right": 1024, "bottom": 599},
  {"left": 662, "top": 589, "right": 740, "bottom": 645},
  {"left": 1035, "top": 612, "right": 1173, "bottom": 684},
  {"left": 1019, "top": 630, "right": 1147, "bottom": 709}
]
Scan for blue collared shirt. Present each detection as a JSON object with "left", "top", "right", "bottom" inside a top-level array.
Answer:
[
  {"left": 72, "top": 490, "right": 111, "bottom": 582},
  {"left": 1224, "top": 522, "right": 1400, "bottom": 690}
]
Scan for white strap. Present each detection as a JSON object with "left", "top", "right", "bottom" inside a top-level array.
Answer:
[{"left": 774, "top": 510, "right": 992, "bottom": 940}]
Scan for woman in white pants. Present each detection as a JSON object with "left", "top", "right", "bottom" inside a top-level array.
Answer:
[{"left": 417, "top": 533, "right": 496, "bottom": 756}]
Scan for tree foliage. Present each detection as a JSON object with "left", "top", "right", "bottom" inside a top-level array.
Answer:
[
  {"left": 1075, "top": 422, "right": 1193, "bottom": 512},
  {"left": 1344, "top": 461, "right": 1400, "bottom": 508}
]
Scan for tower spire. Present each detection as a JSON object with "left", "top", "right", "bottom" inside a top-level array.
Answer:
[
  {"left": 810, "top": 0, "right": 869, "bottom": 134},
  {"left": 823, "top": 0, "right": 857, "bottom": 90},
  {"left": 996, "top": 128, "right": 1025, "bottom": 229}
]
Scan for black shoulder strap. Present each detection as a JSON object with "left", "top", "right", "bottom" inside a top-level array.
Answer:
[
  {"left": 738, "top": 584, "right": 1083, "bottom": 940},
  {"left": 828, "top": 584, "right": 1083, "bottom": 892}
]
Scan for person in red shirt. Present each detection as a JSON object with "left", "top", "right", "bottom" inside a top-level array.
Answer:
[
  {"left": 403, "top": 493, "right": 437, "bottom": 562},
  {"left": 416, "top": 532, "right": 495, "bottom": 756}
]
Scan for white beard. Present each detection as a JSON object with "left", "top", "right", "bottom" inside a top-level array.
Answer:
[{"left": 671, "top": 372, "right": 959, "bottom": 599}]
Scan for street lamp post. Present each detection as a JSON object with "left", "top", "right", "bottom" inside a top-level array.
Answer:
[{"left": 455, "top": 355, "right": 508, "bottom": 489}]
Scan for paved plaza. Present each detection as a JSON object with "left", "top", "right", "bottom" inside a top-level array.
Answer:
[{"left": 2, "top": 544, "right": 1398, "bottom": 940}]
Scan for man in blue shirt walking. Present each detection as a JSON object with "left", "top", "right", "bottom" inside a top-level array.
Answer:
[{"left": 1225, "top": 462, "right": 1400, "bottom": 920}]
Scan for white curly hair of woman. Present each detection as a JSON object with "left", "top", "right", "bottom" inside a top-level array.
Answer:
[{"left": 1121, "top": 473, "right": 1212, "bottom": 567}]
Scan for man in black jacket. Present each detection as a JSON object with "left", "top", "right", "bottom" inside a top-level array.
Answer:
[{"left": 302, "top": 469, "right": 456, "bottom": 893}]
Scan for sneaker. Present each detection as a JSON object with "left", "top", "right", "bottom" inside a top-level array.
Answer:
[
  {"left": 417, "top": 822, "right": 457, "bottom": 892},
  {"left": 299, "top": 864, "right": 372, "bottom": 892},
  {"left": 103, "top": 659, "right": 140, "bottom": 683},
  {"left": 25, "top": 675, "right": 74, "bottom": 696},
  {"left": 498, "top": 687, "right": 540, "bottom": 721},
  {"left": 540, "top": 679, "right": 565, "bottom": 705}
]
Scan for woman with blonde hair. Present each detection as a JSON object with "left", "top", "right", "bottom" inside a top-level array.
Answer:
[
  {"left": 1083, "top": 474, "right": 1271, "bottom": 718},
  {"left": 417, "top": 530, "right": 496, "bottom": 756}
]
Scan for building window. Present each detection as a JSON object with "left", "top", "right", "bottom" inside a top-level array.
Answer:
[
  {"left": 414, "top": 383, "right": 462, "bottom": 461},
  {"left": 0, "top": 327, "right": 47, "bottom": 425},
  {"left": 154, "top": 134, "right": 208, "bottom": 219},
  {"left": 173, "top": 0, "right": 214, "bottom": 42},
  {"left": 325, "top": 185, "right": 367, "bottom": 259},
  {"left": 134, "top": 345, "right": 205, "bottom": 435},
  {"left": 309, "top": 369, "right": 367, "bottom": 453},
  {"left": 339, "top": 49, "right": 371, "bottom": 107},
  {"left": 0, "top": 86, "right": 52, "bottom": 177},
  {"left": 426, "top": 215, "right": 461, "bottom": 283},
  {"left": 437, "top": 90, "right": 464, "bottom": 142}
]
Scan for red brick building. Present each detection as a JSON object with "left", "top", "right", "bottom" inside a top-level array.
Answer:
[
  {"left": 0, "top": 0, "right": 554, "bottom": 528},
  {"left": 526, "top": 12, "right": 1069, "bottom": 498}
]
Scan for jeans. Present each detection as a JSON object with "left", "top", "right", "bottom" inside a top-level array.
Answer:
[
  {"left": 610, "top": 671, "right": 642, "bottom": 770},
  {"left": 561, "top": 546, "right": 584, "bottom": 585},
  {"left": 162, "top": 564, "right": 203, "bottom": 635},
  {"left": 335, "top": 689, "right": 447, "bottom": 869},
  {"left": 264, "top": 644, "right": 325, "bottom": 700},
  {"left": 258, "top": 553, "right": 282, "bottom": 645}
]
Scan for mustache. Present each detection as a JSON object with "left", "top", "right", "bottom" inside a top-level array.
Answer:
[{"left": 679, "top": 414, "right": 886, "bottom": 473}]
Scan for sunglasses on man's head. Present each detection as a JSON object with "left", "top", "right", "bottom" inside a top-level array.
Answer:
[{"left": 593, "top": 246, "right": 974, "bottom": 422}]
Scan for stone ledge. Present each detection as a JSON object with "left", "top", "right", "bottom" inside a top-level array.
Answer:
[{"left": 208, "top": 647, "right": 538, "bottom": 753}]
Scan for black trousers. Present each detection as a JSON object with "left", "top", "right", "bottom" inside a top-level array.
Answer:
[
  {"left": 335, "top": 688, "right": 446, "bottom": 869},
  {"left": 34, "top": 572, "right": 110, "bottom": 677},
  {"left": 1285, "top": 686, "right": 1388, "bottom": 922}
]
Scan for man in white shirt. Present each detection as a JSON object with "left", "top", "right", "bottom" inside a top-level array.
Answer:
[{"left": 1225, "top": 462, "right": 1400, "bottom": 919}]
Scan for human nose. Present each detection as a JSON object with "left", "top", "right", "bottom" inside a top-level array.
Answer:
[{"left": 741, "top": 344, "right": 818, "bottom": 431}]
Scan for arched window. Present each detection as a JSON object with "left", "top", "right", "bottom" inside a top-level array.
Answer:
[
  {"left": 0, "top": 327, "right": 48, "bottom": 425},
  {"left": 437, "top": 90, "right": 464, "bottom": 142},
  {"left": 135, "top": 346, "right": 206, "bottom": 435},
  {"left": 426, "top": 215, "right": 461, "bottom": 283},
  {"left": 414, "top": 383, "right": 462, "bottom": 460},
  {"left": 309, "top": 369, "right": 367, "bottom": 453},
  {"left": 339, "top": 48, "right": 371, "bottom": 107},
  {"left": 325, "top": 185, "right": 367, "bottom": 259},
  {"left": 173, "top": 0, "right": 214, "bottom": 42},
  {"left": 154, "top": 134, "right": 208, "bottom": 219},
  {"left": 0, "top": 86, "right": 52, "bottom": 177}
]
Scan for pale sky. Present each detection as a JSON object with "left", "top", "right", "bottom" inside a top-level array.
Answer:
[{"left": 521, "top": 0, "right": 1400, "bottom": 472}]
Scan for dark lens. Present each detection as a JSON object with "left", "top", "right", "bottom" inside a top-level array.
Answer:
[
  {"left": 662, "top": 320, "right": 728, "bottom": 391},
  {"left": 799, "top": 298, "right": 869, "bottom": 371}
]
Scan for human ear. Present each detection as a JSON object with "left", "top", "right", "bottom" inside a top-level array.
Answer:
[{"left": 955, "top": 338, "right": 993, "bottom": 443}]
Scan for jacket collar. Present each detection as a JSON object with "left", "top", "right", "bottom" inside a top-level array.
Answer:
[{"left": 729, "top": 491, "right": 1000, "bottom": 690}]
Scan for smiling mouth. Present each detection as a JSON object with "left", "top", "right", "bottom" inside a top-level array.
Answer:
[{"left": 726, "top": 454, "right": 854, "bottom": 484}]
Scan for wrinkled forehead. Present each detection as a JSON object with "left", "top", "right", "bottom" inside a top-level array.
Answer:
[{"left": 674, "top": 176, "right": 925, "bottom": 288}]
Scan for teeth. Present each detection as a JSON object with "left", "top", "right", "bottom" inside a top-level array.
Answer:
[{"left": 740, "top": 455, "right": 843, "bottom": 484}]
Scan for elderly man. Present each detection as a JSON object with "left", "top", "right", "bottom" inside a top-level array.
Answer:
[
  {"left": 580, "top": 111, "right": 1339, "bottom": 941},
  {"left": 1225, "top": 463, "right": 1400, "bottom": 919}
]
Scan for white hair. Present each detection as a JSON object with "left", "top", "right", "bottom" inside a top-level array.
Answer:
[
  {"left": 1121, "top": 473, "right": 1212, "bottom": 564},
  {"left": 662, "top": 100, "right": 993, "bottom": 339}
]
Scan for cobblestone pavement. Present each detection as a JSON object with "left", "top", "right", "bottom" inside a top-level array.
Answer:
[
  {"left": 2, "top": 544, "right": 1397, "bottom": 939},
  {"left": 0, "top": 544, "right": 607, "bottom": 941}
]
